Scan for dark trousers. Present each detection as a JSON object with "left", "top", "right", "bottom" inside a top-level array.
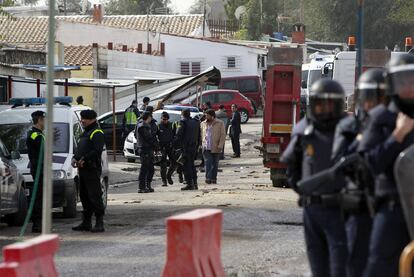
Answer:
[
  {"left": 139, "top": 151, "right": 154, "bottom": 188},
  {"left": 79, "top": 167, "right": 105, "bottom": 217},
  {"left": 364, "top": 204, "right": 410, "bottom": 277},
  {"left": 203, "top": 150, "right": 220, "bottom": 181},
  {"left": 346, "top": 212, "right": 372, "bottom": 277},
  {"left": 160, "top": 147, "right": 175, "bottom": 182},
  {"left": 183, "top": 148, "right": 197, "bottom": 185},
  {"left": 304, "top": 204, "right": 348, "bottom": 277},
  {"left": 231, "top": 132, "right": 240, "bottom": 156},
  {"left": 30, "top": 170, "right": 43, "bottom": 222}
]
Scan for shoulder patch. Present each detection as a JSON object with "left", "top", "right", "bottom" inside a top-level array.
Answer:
[{"left": 306, "top": 144, "right": 314, "bottom": 156}]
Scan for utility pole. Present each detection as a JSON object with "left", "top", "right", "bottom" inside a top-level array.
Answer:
[
  {"left": 203, "top": 0, "right": 206, "bottom": 37},
  {"left": 43, "top": 0, "right": 55, "bottom": 234},
  {"left": 356, "top": 0, "right": 364, "bottom": 79}
]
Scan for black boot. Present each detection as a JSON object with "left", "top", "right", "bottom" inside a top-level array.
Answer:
[
  {"left": 32, "top": 219, "right": 42, "bottom": 233},
  {"left": 91, "top": 215, "right": 105, "bottom": 233},
  {"left": 167, "top": 175, "right": 174, "bottom": 185},
  {"left": 72, "top": 214, "right": 92, "bottom": 231},
  {"left": 181, "top": 182, "right": 195, "bottom": 191},
  {"left": 178, "top": 174, "right": 184, "bottom": 183},
  {"left": 138, "top": 181, "right": 149, "bottom": 193},
  {"left": 162, "top": 180, "right": 168, "bottom": 187},
  {"left": 147, "top": 182, "right": 155, "bottom": 193}
]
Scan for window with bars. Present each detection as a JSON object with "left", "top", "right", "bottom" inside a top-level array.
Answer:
[
  {"left": 227, "top": 57, "right": 236, "bottom": 68},
  {"left": 180, "top": 61, "right": 201, "bottom": 76}
]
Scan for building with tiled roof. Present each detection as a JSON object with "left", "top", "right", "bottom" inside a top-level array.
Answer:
[{"left": 0, "top": 14, "right": 205, "bottom": 48}]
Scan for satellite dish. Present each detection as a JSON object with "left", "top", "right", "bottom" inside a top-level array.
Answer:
[{"left": 234, "top": 5, "right": 246, "bottom": 20}]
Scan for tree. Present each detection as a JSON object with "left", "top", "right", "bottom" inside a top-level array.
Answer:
[
  {"left": 224, "top": 0, "right": 248, "bottom": 20},
  {"left": 105, "top": 0, "right": 170, "bottom": 15}
]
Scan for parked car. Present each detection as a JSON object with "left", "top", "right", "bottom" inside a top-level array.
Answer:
[
  {"left": 0, "top": 97, "right": 109, "bottom": 218},
  {"left": 179, "top": 89, "right": 255, "bottom": 123},
  {"left": 0, "top": 138, "right": 28, "bottom": 226},
  {"left": 123, "top": 109, "right": 201, "bottom": 163},
  {"left": 219, "top": 75, "right": 263, "bottom": 110},
  {"left": 97, "top": 110, "right": 125, "bottom": 152},
  {"left": 163, "top": 105, "right": 204, "bottom": 120}
]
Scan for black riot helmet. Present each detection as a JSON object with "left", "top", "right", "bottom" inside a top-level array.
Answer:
[
  {"left": 386, "top": 53, "right": 414, "bottom": 118},
  {"left": 308, "top": 79, "right": 345, "bottom": 130},
  {"left": 356, "top": 68, "right": 387, "bottom": 113}
]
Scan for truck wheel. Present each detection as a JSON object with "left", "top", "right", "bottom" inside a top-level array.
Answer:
[
  {"left": 101, "top": 178, "right": 109, "bottom": 209},
  {"left": 127, "top": 158, "right": 135, "bottom": 163},
  {"left": 271, "top": 168, "right": 288, "bottom": 188},
  {"left": 63, "top": 182, "right": 77, "bottom": 218},
  {"left": 240, "top": 109, "right": 249, "bottom": 124},
  {"left": 6, "top": 186, "right": 28, "bottom": 226}
]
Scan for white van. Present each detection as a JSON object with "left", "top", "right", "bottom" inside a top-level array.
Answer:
[{"left": 0, "top": 97, "right": 109, "bottom": 218}]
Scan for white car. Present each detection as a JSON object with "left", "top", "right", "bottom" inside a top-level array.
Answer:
[
  {"left": 123, "top": 109, "right": 201, "bottom": 163},
  {"left": 0, "top": 97, "right": 110, "bottom": 218}
]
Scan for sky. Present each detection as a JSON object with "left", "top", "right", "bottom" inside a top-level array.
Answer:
[{"left": 169, "top": 0, "right": 197, "bottom": 14}]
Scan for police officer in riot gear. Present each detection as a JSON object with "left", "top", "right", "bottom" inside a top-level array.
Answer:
[
  {"left": 331, "top": 68, "right": 387, "bottom": 277},
  {"left": 157, "top": 112, "right": 175, "bottom": 186},
  {"left": 136, "top": 111, "right": 158, "bottom": 193},
  {"left": 176, "top": 109, "right": 200, "bottom": 191},
  {"left": 171, "top": 120, "right": 184, "bottom": 184},
  {"left": 72, "top": 109, "right": 106, "bottom": 233},
  {"left": 122, "top": 100, "right": 140, "bottom": 140},
  {"left": 26, "top": 110, "right": 46, "bottom": 233},
  {"left": 360, "top": 53, "right": 414, "bottom": 277},
  {"left": 282, "top": 79, "right": 348, "bottom": 277}
]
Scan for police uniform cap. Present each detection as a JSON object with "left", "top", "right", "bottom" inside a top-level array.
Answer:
[
  {"left": 31, "top": 110, "right": 46, "bottom": 119},
  {"left": 80, "top": 109, "right": 97, "bottom": 119}
]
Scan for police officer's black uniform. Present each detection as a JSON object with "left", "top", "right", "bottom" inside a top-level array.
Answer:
[
  {"left": 157, "top": 113, "right": 175, "bottom": 186},
  {"left": 360, "top": 54, "right": 414, "bottom": 277},
  {"left": 175, "top": 111, "right": 200, "bottom": 190},
  {"left": 331, "top": 68, "right": 386, "bottom": 277},
  {"left": 72, "top": 110, "right": 106, "bottom": 233},
  {"left": 171, "top": 120, "right": 184, "bottom": 183},
  {"left": 26, "top": 111, "right": 46, "bottom": 233},
  {"left": 282, "top": 79, "right": 348, "bottom": 277},
  {"left": 136, "top": 112, "right": 158, "bottom": 193}
]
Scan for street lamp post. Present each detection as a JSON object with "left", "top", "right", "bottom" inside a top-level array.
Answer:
[{"left": 356, "top": 0, "right": 364, "bottom": 79}]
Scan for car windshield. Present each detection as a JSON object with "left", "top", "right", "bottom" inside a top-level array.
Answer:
[
  {"left": 164, "top": 105, "right": 200, "bottom": 113},
  {"left": 0, "top": 123, "right": 70, "bottom": 154},
  {"left": 309, "top": 70, "right": 322, "bottom": 87}
]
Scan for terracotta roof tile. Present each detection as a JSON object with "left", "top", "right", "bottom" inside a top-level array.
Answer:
[
  {"left": 0, "top": 14, "right": 203, "bottom": 46},
  {"left": 64, "top": 45, "right": 93, "bottom": 66}
]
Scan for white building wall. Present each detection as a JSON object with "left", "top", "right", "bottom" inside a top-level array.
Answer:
[{"left": 56, "top": 21, "right": 267, "bottom": 79}]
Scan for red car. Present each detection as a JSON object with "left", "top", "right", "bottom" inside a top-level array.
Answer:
[
  {"left": 219, "top": 75, "right": 263, "bottom": 109},
  {"left": 179, "top": 89, "right": 255, "bottom": 123}
]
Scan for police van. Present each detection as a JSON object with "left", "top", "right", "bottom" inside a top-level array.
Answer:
[{"left": 0, "top": 97, "right": 109, "bottom": 218}]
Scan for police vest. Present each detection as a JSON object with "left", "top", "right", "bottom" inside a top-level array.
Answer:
[{"left": 125, "top": 107, "right": 138, "bottom": 125}]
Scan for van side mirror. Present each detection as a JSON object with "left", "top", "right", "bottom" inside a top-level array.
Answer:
[
  {"left": 301, "top": 80, "right": 307, "bottom": 89},
  {"left": 11, "top": 151, "right": 21, "bottom": 160}
]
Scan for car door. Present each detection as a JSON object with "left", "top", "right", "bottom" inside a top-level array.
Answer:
[
  {"left": 0, "top": 140, "right": 15, "bottom": 212},
  {"left": 98, "top": 112, "right": 124, "bottom": 151}
]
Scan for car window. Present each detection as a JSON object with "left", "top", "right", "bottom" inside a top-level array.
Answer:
[
  {"left": 73, "top": 122, "right": 82, "bottom": 145},
  {"left": 0, "top": 140, "right": 9, "bottom": 158},
  {"left": 217, "top": 92, "right": 233, "bottom": 103},
  {"left": 153, "top": 113, "right": 181, "bottom": 123},
  {"left": 0, "top": 123, "right": 70, "bottom": 154},
  {"left": 221, "top": 80, "right": 237, "bottom": 90},
  {"left": 100, "top": 113, "right": 123, "bottom": 125},
  {"left": 239, "top": 79, "right": 259, "bottom": 93}
]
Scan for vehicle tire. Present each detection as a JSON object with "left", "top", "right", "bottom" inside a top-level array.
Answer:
[
  {"left": 101, "top": 178, "right": 109, "bottom": 209},
  {"left": 6, "top": 185, "right": 28, "bottom": 227},
  {"left": 271, "top": 168, "right": 288, "bottom": 188},
  {"left": 240, "top": 108, "right": 249, "bottom": 124},
  {"left": 63, "top": 182, "right": 77, "bottom": 218},
  {"left": 127, "top": 158, "right": 135, "bottom": 163}
]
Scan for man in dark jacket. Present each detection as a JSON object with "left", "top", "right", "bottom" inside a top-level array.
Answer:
[
  {"left": 72, "top": 109, "right": 106, "bottom": 233},
  {"left": 175, "top": 109, "right": 201, "bottom": 190},
  {"left": 122, "top": 100, "right": 140, "bottom": 140},
  {"left": 136, "top": 111, "right": 158, "bottom": 193},
  {"left": 157, "top": 112, "right": 175, "bottom": 186},
  {"left": 26, "top": 110, "right": 46, "bottom": 233},
  {"left": 230, "top": 104, "right": 242, "bottom": 158}
]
